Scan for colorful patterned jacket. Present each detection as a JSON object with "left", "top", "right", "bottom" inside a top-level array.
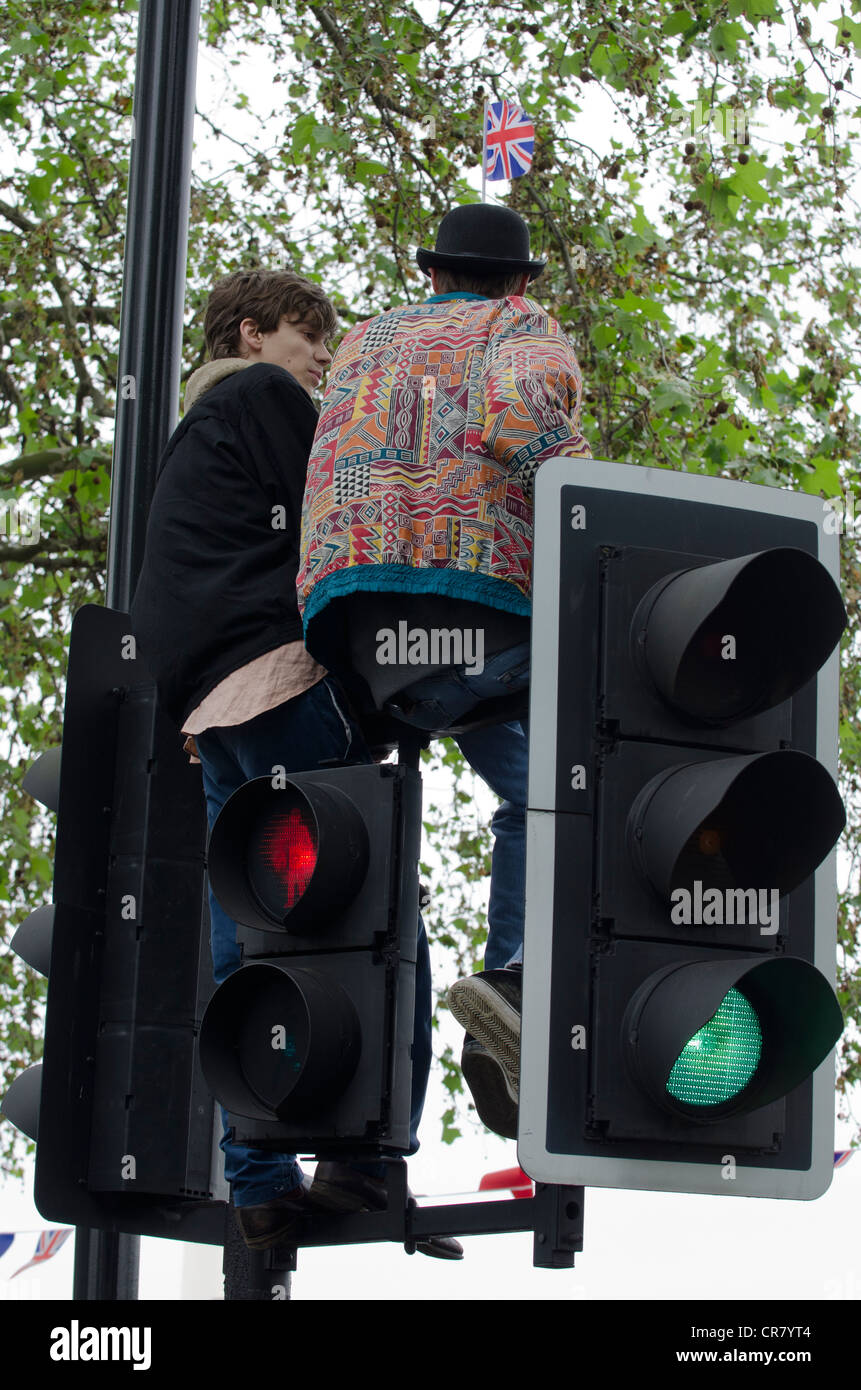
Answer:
[{"left": 297, "top": 291, "right": 592, "bottom": 648}]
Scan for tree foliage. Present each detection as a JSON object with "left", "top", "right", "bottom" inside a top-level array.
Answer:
[{"left": 1, "top": 0, "right": 860, "bottom": 1170}]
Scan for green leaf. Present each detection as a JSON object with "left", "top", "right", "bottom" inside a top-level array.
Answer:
[
  {"left": 354, "top": 159, "right": 389, "bottom": 182},
  {"left": 710, "top": 21, "right": 748, "bottom": 59},
  {"left": 832, "top": 17, "right": 861, "bottom": 52},
  {"left": 705, "top": 439, "right": 729, "bottom": 470},
  {"left": 663, "top": 11, "right": 693, "bottom": 37},
  {"left": 591, "top": 324, "right": 616, "bottom": 349},
  {"left": 693, "top": 344, "right": 722, "bottom": 381},
  {"left": 727, "top": 156, "right": 770, "bottom": 203},
  {"left": 730, "top": 0, "right": 779, "bottom": 19},
  {"left": 631, "top": 204, "right": 658, "bottom": 239},
  {"left": 611, "top": 290, "right": 671, "bottom": 326},
  {"left": 800, "top": 455, "right": 841, "bottom": 496},
  {"left": 398, "top": 52, "right": 420, "bottom": 77},
  {"left": 652, "top": 377, "right": 694, "bottom": 412},
  {"left": 290, "top": 112, "right": 316, "bottom": 158},
  {"left": 9, "top": 34, "right": 40, "bottom": 55},
  {"left": 311, "top": 123, "right": 339, "bottom": 148}
]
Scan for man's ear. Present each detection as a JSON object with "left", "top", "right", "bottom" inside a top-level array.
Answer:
[{"left": 237, "top": 316, "right": 262, "bottom": 356}]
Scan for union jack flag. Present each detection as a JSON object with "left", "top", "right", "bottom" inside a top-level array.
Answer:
[
  {"left": 484, "top": 101, "right": 535, "bottom": 181},
  {"left": 11, "top": 1227, "right": 72, "bottom": 1278}
]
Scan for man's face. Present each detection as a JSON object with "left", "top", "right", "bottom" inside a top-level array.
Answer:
[{"left": 238, "top": 314, "right": 333, "bottom": 395}]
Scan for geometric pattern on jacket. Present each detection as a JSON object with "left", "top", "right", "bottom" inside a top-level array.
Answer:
[{"left": 298, "top": 293, "right": 593, "bottom": 626}]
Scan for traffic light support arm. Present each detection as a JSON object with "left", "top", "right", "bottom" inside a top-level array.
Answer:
[{"left": 248, "top": 1163, "right": 584, "bottom": 1271}]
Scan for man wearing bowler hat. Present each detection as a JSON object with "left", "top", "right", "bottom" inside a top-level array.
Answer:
[{"left": 297, "top": 204, "right": 592, "bottom": 1138}]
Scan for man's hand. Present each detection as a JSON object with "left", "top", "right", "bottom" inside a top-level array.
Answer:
[{"left": 183, "top": 733, "right": 200, "bottom": 762}]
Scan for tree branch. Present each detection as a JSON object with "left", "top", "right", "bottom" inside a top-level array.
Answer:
[
  {"left": 0, "top": 197, "right": 113, "bottom": 416},
  {"left": 0, "top": 447, "right": 111, "bottom": 484}
]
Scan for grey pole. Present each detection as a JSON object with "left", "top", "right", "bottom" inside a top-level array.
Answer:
[{"left": 75, "top": 0, "right": 200, "bottom": 1302}]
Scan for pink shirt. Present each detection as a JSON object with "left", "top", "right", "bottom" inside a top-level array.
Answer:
[{"left": 180, "top": 642, "right": 327, "bottom": 762}]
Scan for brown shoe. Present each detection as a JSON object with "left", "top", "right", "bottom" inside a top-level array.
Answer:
[
  {"left": 309, "top": 1161, "right": 464, "bottom": 1260},
  {"left": 234, "top": 1178, "right": 311, "bottom": 1251}
]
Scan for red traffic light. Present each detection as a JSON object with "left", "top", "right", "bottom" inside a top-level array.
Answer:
[
  {"left": 208, "top": 775, "right": 369, "bottom": 933},
  {"left": 249, "top": 803, "right": 318, "bottom": 916}
]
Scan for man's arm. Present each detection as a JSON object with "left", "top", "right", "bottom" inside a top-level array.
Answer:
[
  {"left": 237, "top": 365, "right": 319, "bottom": 508},
  {"left": 480, "top": 301, "right": 592, "bottom": 501}
]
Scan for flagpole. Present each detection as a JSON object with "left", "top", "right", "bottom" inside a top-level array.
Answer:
[{"left": 481, "top": 99, "right": 488, "bottom": 202}]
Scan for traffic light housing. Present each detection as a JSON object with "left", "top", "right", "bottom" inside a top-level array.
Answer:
[
  {"left": 519, "top": 459, "right": 846, "bottom": 1198},
  {"left": 1, "top": 605, "right": 225, "bottom": 1242},
  {"left": 199, "top": 761, "right": 422, "bottom": 1154}
]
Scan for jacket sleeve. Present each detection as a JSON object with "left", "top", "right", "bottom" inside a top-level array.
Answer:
[
  {"left": 480, "top": 299, "right": 592, "bottom": 502},
  {"left": 238, "top": 368, "right": 318, "bottom": 503}
]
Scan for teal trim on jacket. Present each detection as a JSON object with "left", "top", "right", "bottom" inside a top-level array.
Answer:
[
  {"left": 424, "top": 292, "right": 489, "bottom": 301},
  {"left": 302, "top": 564, "right": 531, "bottom": 632}
]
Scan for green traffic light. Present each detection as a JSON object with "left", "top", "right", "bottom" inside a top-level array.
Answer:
[{"left": 667, "top": 987, "right": 762, "bottom": 1106}]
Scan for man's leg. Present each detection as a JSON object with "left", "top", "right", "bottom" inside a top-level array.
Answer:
[
  {"left": 450, "top": 718, "right": 527, "bottom": 1135},
  {"left": 195, "top": 723, "right": 305, "bottom": 1216},
  {"left": 198, "top": 677, "right": 446, "bottom": 1248},
  {"left": 382, "top": 646, "right": 531, "bottom": 1138},
  {"left": 455, "top": 718, "right": 528, "bottom": 972},
  {"left": 383, "top": 640, "right": 530, "bottom": 968}
]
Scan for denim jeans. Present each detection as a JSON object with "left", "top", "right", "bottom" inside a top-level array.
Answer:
[
  {"left": 384, "top": 639, "right": 530, "bottom": 971},
  {"left": 195, "top": 675, "right": 432, "bottom": 1205}
]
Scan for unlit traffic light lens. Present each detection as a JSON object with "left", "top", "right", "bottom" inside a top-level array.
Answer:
[
  {"left": 667, "top": 987, "right": 762, "bottom": 1107},
  {"left": 635, "top": 547, "right": 846, "bottom": 724}
]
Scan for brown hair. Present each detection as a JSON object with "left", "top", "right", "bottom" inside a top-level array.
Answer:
[
  {"left": 431, "top": 266, "right": 529, "bottom": 297},
  {"left": 203, "top": 268, "right": 339, "bottom": 360}
]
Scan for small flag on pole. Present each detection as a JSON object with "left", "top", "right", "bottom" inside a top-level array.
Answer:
[
  {"left": 11, "top": 1228, "right": 72, "bottom": 1278},
  {"left": 483, "top": 100, "right": 535, "bottom": 182}
]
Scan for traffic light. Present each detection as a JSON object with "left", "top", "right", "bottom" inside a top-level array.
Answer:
[
  {"left": 1, "top": 604, "right": 224, "bottom": 1242},
  {"left": 519, "top": 458, "right": 846, "bottom": 1198},
  {"left": 199, "top": 761, "right": 422, "bottom": 1154}
]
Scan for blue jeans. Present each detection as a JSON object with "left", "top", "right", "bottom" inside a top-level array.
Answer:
[
  {"left": 195, "top": 675, "right": 432, "bottom": 1206},
  {"left": 384, "top": 640, "right": 530, "bottom": 971}
]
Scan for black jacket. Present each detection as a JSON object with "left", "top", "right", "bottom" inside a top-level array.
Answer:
[{"left": 130, "top": 363, "right": 318, "bottom": 729}]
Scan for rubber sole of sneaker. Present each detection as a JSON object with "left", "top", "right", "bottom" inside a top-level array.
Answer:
[
  {"left": 461, "top": 1045, "right": 517, "bottom": 1140},
  {"left": 448, "top": 978, "right": 520, "bottom": 1101}
]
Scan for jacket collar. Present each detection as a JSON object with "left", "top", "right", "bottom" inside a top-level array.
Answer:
[{"left": 183, "top": 357, "right": 252, "bottom": 413}]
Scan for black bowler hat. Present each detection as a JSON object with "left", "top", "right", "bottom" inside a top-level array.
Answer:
[{"left": 416, "top": 204, "right": 546, "bottom": 281}]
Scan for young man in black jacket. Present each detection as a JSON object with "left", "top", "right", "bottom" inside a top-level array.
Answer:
[{"left": 130, "top": 269, "right": 459, "bottom": 1258}]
